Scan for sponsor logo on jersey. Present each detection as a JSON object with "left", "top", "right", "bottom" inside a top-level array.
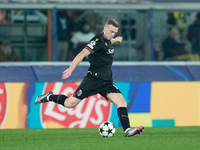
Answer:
[
  {"left": 107, "top": 48, "right": 114, "bottom": 54},
  {"left": 105, "top": 43, "right": 107, "bottom": 46},
  {"left": 87, "top": 40, "right": 96, "bottom": 49}
]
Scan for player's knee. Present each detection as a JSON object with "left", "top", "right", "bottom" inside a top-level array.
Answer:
[
  {"left": 64, "top": 102, "right": 75, "bottom": 108},
  {"left": 112, "top": 98, "right": 127, "bottom": 108},
  {"left": 64, "top": 97, "right": 81, "bottom": 108},
  {"left": 117, "top": 103, "right": 127, "bottom": 108}
]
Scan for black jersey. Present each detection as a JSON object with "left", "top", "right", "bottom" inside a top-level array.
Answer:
[{"left": 85, "top": 32, "right": 114, "bottom": 81}]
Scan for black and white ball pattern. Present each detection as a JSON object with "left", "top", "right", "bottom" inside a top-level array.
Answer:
[{"left": 99, "top": 121, "right": 116, "bottom": 137}]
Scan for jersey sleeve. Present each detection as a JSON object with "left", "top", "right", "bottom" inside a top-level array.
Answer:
[{"left": 85, "top": 37, "right": 102, "bottom": 54}]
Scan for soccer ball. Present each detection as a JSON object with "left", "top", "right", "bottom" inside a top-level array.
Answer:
[{"left": 99, "top": 121, "right": 116, "bottom": 137}]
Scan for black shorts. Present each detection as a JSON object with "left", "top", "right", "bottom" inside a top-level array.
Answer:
[{"left": 73, "top": 76, "right": 121, "bottom": 100}]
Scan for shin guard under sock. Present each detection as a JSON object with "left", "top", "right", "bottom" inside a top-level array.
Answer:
[
  {"left": 49, "top": 95, "right": 68, "bottom": 107},
  {"left": 117, "top": 107, "right": 131, "bottom": 132}
]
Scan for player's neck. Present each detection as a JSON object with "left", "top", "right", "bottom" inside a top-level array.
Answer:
[{"left": 102, "top": 32, "right": 109, "bottom": 41}]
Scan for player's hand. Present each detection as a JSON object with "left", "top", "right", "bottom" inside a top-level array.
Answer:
[
  {"left": 62, "top": 68, "right": 72, "bottom": 80},
  {"left": 114, "top": 36, "right": 123, "bottom": 43}
]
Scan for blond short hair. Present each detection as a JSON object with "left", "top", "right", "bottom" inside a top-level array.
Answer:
[{"left": 105, "top": 19, "right": 119, "bottom": 28}]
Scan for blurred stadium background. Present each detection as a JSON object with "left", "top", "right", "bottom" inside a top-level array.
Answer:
[
  {"left": 0, "top": 0, "right": 200, "bottom": 130},
  {"left": 0, "top": 0, "right": 200, "bottom": 61}
]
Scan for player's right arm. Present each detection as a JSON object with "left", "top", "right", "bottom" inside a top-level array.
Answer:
[
  {"left": 111, "top": 36, "right": 123, "bottom": 44},
  {"left": 62, "top": 48, "right": 90, "bottom": 80}
]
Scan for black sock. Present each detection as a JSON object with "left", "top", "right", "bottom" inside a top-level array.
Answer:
[
  {"left": 49, "top": 95, "right": 68, "bottom": 107},
  {"left": 117, "top": 107, "right": 131, "bottom": 132}
]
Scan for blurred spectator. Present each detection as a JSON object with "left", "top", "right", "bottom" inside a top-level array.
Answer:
[
  {"left": 0, "top": 10, "right": 10, "bottom": 24},
  {"left": 162, "top": 29, "right": 199, "bottom": 61},
  {"left": 167, "top": 13, "right": 176, "bottom": 28},
  {"left": 57, "top": 10, "right": 77, "bottom": 61},
  {"left": 0, "top": 40, "right": 20, "bottom": 61},
  {"left": 71, "top": 21, "right": 95, "bottom": 61},
  {"left": 166, "top": 12, "right": 187, "bottom": 35},
  {"left": 187, "top": 13, "right": 200, "bottom": 56}
]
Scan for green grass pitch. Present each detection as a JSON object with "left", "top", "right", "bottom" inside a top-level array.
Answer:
[{"left": 0, "top": 126, "right": 200, "bottom": 150}]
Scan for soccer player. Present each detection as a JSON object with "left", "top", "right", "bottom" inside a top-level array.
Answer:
[{"left": 35, "top": 19, "right": 144, "bottom": 137}]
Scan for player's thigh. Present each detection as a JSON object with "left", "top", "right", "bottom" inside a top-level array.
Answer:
[
  {"left": 64, "top": 96, "right": 82, "bottom": 108},
  {"left": 107, "top": 92, "right": 127, "bottom": 108},
  {"left": 74, "top": 76, "right": 103, "bottom": 99}
]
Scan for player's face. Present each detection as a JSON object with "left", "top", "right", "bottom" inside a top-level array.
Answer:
[{"left": 103, "top": 25, "right": 118, "bottom": 41}]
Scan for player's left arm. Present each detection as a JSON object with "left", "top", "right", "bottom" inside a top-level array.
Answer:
[{"left": 111, "top": 36, "right": 123, "bottom": 44}]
